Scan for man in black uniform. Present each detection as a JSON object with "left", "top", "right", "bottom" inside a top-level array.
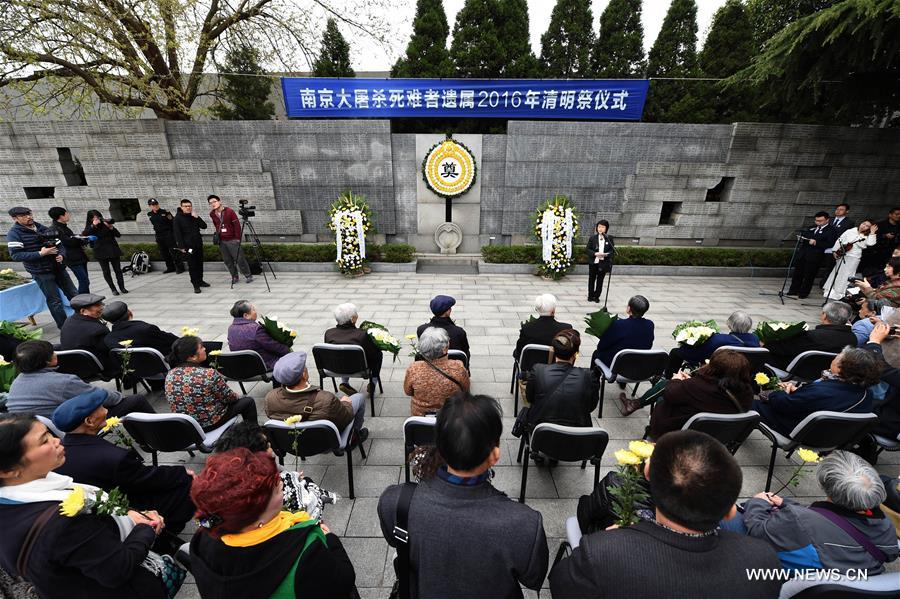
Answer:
[
  {"left": 146, "top": 198, "right": 183, "bottom": 274},
  {"left": 173, "top": 198, "right": 208, "bottom": 293},
  {"left": 786, "top": 211, "right": 838, "bottom": 299}
]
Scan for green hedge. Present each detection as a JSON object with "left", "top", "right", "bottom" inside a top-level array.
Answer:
[
  {"left": 0, "top": 243, "right": 417, "bottom": 264},
  {"left": 481, "top": 245, "right": 793, "bottom": 268}
]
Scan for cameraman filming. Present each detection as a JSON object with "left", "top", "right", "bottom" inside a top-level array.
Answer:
[
  {"left": 207, "top": 195, "right": 253, "bottom": 285},
  {"left": 5, "top": 206, "right": 78, "bottom": 329}
]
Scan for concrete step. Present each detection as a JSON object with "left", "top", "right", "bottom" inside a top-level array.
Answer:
[
  {"left": 415, "top": 253, "right": 480, "bottom": 274},
  {"left": 415, "top": 253, "right": 481, "bottom": 265}
]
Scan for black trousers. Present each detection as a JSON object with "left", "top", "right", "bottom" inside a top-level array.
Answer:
[
  {"left": 97, "top": 258, "right": 125, "bottom": 293},
  {"left": 203, "top": 395, "right": 258, "bottom": 432},
  {"left": 588, "top": 263, "right": 609, "bottom": 300},
  {"left": 155, "top": 236, "right": 184, "bottom": 272},
  {"left": 184, "top": 246, "right": 204, "bottom": 287},
  {"left": 106, "top": 394, "right": 155, "bottom": 417},
  {"left": 788, "top": 254, "right": 825, "bottom": 297}
]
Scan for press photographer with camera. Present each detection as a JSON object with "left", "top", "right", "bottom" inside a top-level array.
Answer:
[
  {"left": 5, "top": 206, "right": 78, "bottom": 329},
  {"left": 83, "top": 209, "right": 128, "bottom": 296},
  {"left": 173, "top": 199, "right": 209, "bottom": 294},
  {"left": 207, "top": 195, "right": 253, "bottom": 285}
]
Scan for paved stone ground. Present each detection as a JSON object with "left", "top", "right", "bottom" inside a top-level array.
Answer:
[{"left": 24, "top": 268, "right": 900, "bottom": 597}]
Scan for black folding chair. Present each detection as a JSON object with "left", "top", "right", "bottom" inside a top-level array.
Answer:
[
  {"left": 682, "top": 411, "right": 760, "bottom": 455},
  {"left": 594, "top": 349, "right": 669, "bottom": 418},
  {"left": 312, "top": 343, "right": 381, "bottom": 413},
  {"left": 215, "top": 350, "right": 273, "bottom": 394},
  {"left": 519, "top": 423, "right": 609, "bottom": 503},
  {"left": 110, "top": 347, "right": 169, "bottom": 394},
  {"left": 765, "top": 351, "right": 837, "bottom": 384},
  {"left": 55, "top": 349, "right": 119, "bottom": 388},
  {"left": 713, "top": 345, "right": 771, "bottom": 374},
  {"left": 511, "top": 344, "right": 552, "bottom": 414},
  {"left": 121, "top": 412, "right": 238, "bottom": 466},
  {"left": 403, "top": 416, "right": 437, "bottom": 482}
]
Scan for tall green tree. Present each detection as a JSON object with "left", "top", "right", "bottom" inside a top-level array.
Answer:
[
  {"left": 590, "top": 0, "right": 645, "bottom": 78},
  {"left": 211, "top": 45, "right": 275, "bottom": 120},
  {"left": 450, "top": 0, "right": 538, "bottom": 77},
  {"left": 312, "top": 18, "right": 355, "bottom": 77},
  {"left": 392, "top": 0, "right": 453, "bottom": 77},
  {"left": 692, "top": 0, "right": 756, "bottom": 123},
  {"left": 746, "top": 0, "right": 837, "bottom": 49},
  {"left": 539, "top": 0, "right": 594, "bottom": 78},
  {"left": 644, "top": 0, "right": 699, "bottom": 122}
]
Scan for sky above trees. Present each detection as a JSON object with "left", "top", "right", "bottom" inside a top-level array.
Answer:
[{"left": 351, "top": 0, "right": 728, "bottom": 72}]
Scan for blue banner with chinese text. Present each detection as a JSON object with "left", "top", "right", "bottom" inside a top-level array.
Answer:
[{"left": 281, "top": 78, "right": 649, "bottom": 120}]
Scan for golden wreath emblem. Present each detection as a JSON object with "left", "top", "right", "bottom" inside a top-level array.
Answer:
[{"left": 423, "top": 137, "right": 476, "bottom": 198}]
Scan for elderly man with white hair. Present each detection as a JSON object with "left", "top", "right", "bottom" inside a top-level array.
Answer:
[
  {"left": 664, "top": 310, "right": 760, "bottom": 378},
  {"left": 323, "top": 302, "right": 383, "bottom": 395},
  {"left": 513, "top": 294, "right": 572, "bottom": 360},
  {"left": 742, "top": 451, "right": 899, "bottom": 573}
]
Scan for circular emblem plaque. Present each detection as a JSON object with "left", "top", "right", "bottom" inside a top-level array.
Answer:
[{"left": 422, "top": 137, "right": 477, "bottom": 198}]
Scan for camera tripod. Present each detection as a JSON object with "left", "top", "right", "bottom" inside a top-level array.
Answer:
[{"left": 232, "top": 214, "right": 276, "bottom": 292}]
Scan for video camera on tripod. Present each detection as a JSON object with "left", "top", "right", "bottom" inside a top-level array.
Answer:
[{"left": 238, "top": 199, "right": 256, "bottom": 219}]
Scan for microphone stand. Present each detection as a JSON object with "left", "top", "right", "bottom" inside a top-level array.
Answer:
[
  {"left": 602, "top": 266, "right": 613, "bottom": 311},
  {"left": 760, "top": 231, "right": 806, "bottom": 305},
  {"left": 822, "top": 244, "right": 851, "bottom": 307}
]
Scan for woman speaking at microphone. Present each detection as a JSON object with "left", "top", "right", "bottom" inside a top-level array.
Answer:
[{"left": 586, "top": 220, "right": 615, "bottom": 303}]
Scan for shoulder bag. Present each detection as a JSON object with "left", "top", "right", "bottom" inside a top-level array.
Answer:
[
  {"left": 388, "top": 483, "right": 417, "bottom": 599},
  {"left": 420, "top": 355, "right": 465, "bottom": 390}
]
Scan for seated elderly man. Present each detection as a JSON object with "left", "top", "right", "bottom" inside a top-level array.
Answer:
[
  {"left": 51, "top": 389, "right": 195, "bottom": 534},
  {"left": 513, "top": 293, "right": 572, "bottom": 360},
  {"left": 59, "top": 293, "right": 115, "bottom": 372},
  {"left": 665, "top": 310, "right": 760, "bottom": 378},
  {"left": 103, "top": 300, "right": 178, "bottom": 356},
  {"left": 6, "top": 340, "right": 154, "bottom": 418},
  {"left": 591, "top": 296, "right": 654, "bottom": 398},
  {"left": 526, "top": 329, "right": 598, "bottom": 431},
  {"left": 753, "top": 346, "right": 879, "bottom": 437},
  {"left": 323, "top": 302, "right": 382, "bottom": 395},
  {"left": 265, "top": 350, "right": 368, "bottom": 442},
  {"left": 765, "top": 301, "right": 856, "bottom": 370},
  {"left": 227, "top": 299, "right": 291, "bottom": 371},
  {"left": 417, "top": 294, "right": 470, "bottom": 360},
  {"left": 742, "top": 451, "right": 899, "bottom": 573},
  {"left": 550, "top": 430, "right": 782, "bottom": 598},
  {"left": 404, "top": 327, "right": 470, "bottom": 416}
]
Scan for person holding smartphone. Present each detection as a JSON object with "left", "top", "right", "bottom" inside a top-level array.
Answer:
[{"left": 83, "top": 209, "right": 127, "bottom": 296}]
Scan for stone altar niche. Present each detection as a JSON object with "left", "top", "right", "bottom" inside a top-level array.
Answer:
[{"left": 413, "top": 134, "right": 482, "bottom": 254}]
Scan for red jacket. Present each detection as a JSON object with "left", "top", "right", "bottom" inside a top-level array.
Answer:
[{"left": 209, "top": 206, "right": 241, "bottom": 242}]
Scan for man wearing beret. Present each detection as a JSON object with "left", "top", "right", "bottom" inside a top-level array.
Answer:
[
  {"left": 265, "top": 351, "right": 368, "bottom": 443},
  {"left": 6, "top": 206, "right": 78, "bottom": 329},
  {"left": 52, "top": 389, "right": 195, "bottom": 534},
  {"left": 416, "top": 295, "right": 470, "bottom": 360},
  {"left": 59, "top": 293, "right": 116, "bottom": 375},
  {"left": 103, "top": 301, "right": 179, "bottom": 357}
]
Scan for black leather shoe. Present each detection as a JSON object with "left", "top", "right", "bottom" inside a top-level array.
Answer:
[
  {"left": 193, "top": 286, "right": 201, "bottom": 294},
  {"left": 120, "top": 288, "right": 129, "bottom": 294},
  {"left": 111, "top": 289, "right": 119, "bottom": 296},
  {"left": 198, "top": 281, "right": 211, "bottom": 288}
]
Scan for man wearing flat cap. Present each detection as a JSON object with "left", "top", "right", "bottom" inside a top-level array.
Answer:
[
  {"left": 103, "top": 301, "right": 179, "bottom": 358},
  {"left": 146, "top": 198, "right": 184, "bottom": 274},
  {"left": 265, "top": 351, "right": 368, "bottom": 442},
  {"left": 59, "top": 293, "right": 116, "bottom": 374},
  {"left": 6, "top": 206, "right": 78, "bottom": 329},
  {"left": 52, "top": 389, "right": 195, "bottom": 534},
  {"left": 416, "top": 295, "right": 470, "bottom": 360}
]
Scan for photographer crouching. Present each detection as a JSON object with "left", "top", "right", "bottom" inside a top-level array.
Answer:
[{"left": 5, "top": 206, "right": 78, "bottom": 329}]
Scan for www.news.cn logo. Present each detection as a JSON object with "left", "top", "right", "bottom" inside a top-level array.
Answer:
[{"left": 746, "top": 568, "right": 869, "bottom": 582}]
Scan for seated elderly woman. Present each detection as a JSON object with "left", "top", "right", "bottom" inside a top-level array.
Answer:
[
  {"left": 0, "top": 413, "right": 180, "bottom": 599},
  {"left": 404, "top": 327, "right": 470, "bottom": 416},
  {"left": 164, "top": 335, "right": 258, "bottom": 431},
  {"left": 323, "top": 302, "right": 382, "bottom": 395},
  {"left": 664, "top": 311, "right": 760, "bottom": 378},
  {"left": 647, "top": 349, "right": 754, "bottom": 439},
  {"left": 855, "top": 256, "right": 900, "bottom": 307},
  {"left": 742, "top": 451, "right": 899, "bottom": 573},
  {"left": 852, "top": 298, "right": 890, "bottom": 346},
  {"left": 189, "top": 447, "right": 356, "bottom": 599},
  {"left": 226, "top": 300, "right": 291, "bottom": 372},
  {"left": 752, "top": 346, "right": 879, "bottom": 437}
]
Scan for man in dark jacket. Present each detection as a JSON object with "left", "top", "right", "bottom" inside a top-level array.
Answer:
[
  {"left": 526, "top": 329, "right": 598, "bottom": 431},
  {"left": 6, "top": 206, "right": 78, "bottom": 329},
  {"left": 146, "top": 198, "right": 183, "bottom": 274},
  {"left": 172, "top": 198, "right": 208, "bottom": 293},
  {"left": 417, "top": 295, "right": 470, "bottom": 359},
  {"left": 49, "top": 206, "right": 93, "bottom": 294},
  {"left": 860, "top": 207, "right": 900, "bottom": 276},
  {"left": 59, "top": 293, "right": 115, "bottom": 373},
  {"left": 787, "top": 211, "right": 838, "bottom": 299},
  {"left": 324, "top": 302, "right": 382, "bottom": 395},
  {"left": 51, "top": 389, "right": 195, "bottom": 533},
  {"left": 550, "top": 430, "right": 783, "bottom": 599},
  {"left": 591, "top": 295, "right": 654, "bottom": 367},
  {"left": 765, "top": 301, "right": 856, "bottom": 370},
  {"left": 102, "top": 301, "right": 178, "bottom": 356},
  {"left": 514, "top": 293, "right": 571, "bottom": 360}
]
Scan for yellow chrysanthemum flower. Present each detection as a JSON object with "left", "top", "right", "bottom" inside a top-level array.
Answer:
[
  {"left": 754, "top": 372, "right": 770, "bottom": 386},
  {"left": 284, "top": 415, "right": 303, "bottom": 426},
  {"left": 289, "top": 330, "right": 297, "bottom": 338},
  {"left": 628, "top": 440, "right": 655, "bottom": 460},
  {"left": 615, "top": 449, "right": 642, "bottom": 466},
  {"left": 797, "top": 448, "right": 821, "bottom": 463},
  {"left": 118, "top": 339, "right": 134, "bottom": 348},
  {"left": 101, "top": 417, "right": 121, "bottom": 433},
  {"left": 59, "top": 485, "right": 86, "bottom": 517},
  {"left": 208, "top": 350, "right": 222, "bottom": 356},
  {"left": 405, "top": 334, "right": 417, "bottom": 341},
  {"left": 0, "top": 358, "right": 9, "bottom": 367}
]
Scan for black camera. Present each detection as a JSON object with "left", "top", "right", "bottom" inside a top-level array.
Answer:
[
  {"left": 38, "top": 228, "right": 60, "bottom": 249},
  {"left": 238, "top": 199, "right": 256, "bottom": 218},
  {"left": 105, "top": 218, "right": 116, "bottom": 225},
  {"left": 847, "top": 276, "right": 865, "bottom": 283}
]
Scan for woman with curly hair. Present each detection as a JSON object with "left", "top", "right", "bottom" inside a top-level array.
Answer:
[
  {"left": 753, "top": 346, "right": 881, "bottom": 437},
  {"left": 189, "top": 447, "right": 356, "bottom": 599}
]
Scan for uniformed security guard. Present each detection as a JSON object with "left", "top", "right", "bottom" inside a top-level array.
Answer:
[{"left": 146, "top": 198, "right": 184, "bottom": 274}]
